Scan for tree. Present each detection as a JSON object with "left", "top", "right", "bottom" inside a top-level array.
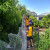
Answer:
[
  {"left": 0, "top": 0, "right": 26, "bottom": 42},
  {"left": 42, "top": 14, "right": 50, "bottom": 27}
]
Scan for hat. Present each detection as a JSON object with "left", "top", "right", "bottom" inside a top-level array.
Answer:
[
  {"left": 29, "top": 22, "right": 32, "bottom": 25},
  {"left": 26, "top": 15, "right": 29, "bottom": 17}
]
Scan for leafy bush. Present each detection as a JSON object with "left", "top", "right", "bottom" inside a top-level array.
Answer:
[
  {"left": 0, "top": 0, "right": 22, "bottom": 33},
  {"left": 0, "top": 32, "right": 9, "bottom": 43},
  {"left": 38, "top": 28, "right": 50, "bottom": 50},
  {"left": 39, "top": 21, "right": 49, "bottom": 28},
  {"left": 29, "top": 15, "right": 50, "bottom": 28},
  {"left": 0, "top": 0, "right": 27, "bottom": 42},
  {"left": 33, "top": 28, "right": 50, "bottom": 50},
  {"left": 33, "top": 31, "right": 38, "bottom": 47},
  {"left": 29, "top": 16, "right": 39, "bottom": 27},
  {"left": 42, "top": 14, "right": 50, "bottom": 27},
  {"left": 39, "top": 21, "right": 44, "bottom": 28}
]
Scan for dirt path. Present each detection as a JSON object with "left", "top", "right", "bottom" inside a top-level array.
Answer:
[
  {"left": 27, "top": 47, "right": 37, "bottom": 50},
  {"left": 39, "top": 28, "right": 46, "bottom": 35}
]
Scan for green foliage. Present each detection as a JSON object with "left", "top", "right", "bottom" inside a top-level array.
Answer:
[
  {"left": 39, "top": 21, "right": 44, "bottom": 28},
  {"left": 38, "top": 28, "right": 50, "bottom": 50},
  {"left": 45, "top": 28, "right": 50, "bottom": 39},
  {"left": 39, "top": 21, "right": 49, "bottom": 28},
  {"left": 0, "top": 0, "right": 22, "bottom": 33},
  {"left": 33, "top": 28, "right": 50, "bottom": 50},
  {"left": 21, "top": 6, "right": 27, "bottom": 15},
  {"left": 17, "top": 4, "right": 27, "bottom": 15},
  {"left": 29, "top": 15, "right": 50, "bottom": 28},
  {"left": 26, "top": 13, "right": 31, "bottom": 16},
  {"left": 33, "top": 31, "right": 38, "bottom": 47},
  {"left": 0, "top": 32, "right": 9, "bottom": 43},
  {"left": 38, "top": 38, "right": 49, "bottom": 50},
  {"left": 42, "top": 14, "right": 50, "bottom": 27},
  {"left": 29, "top": 16, "right": 39, "bottom": 27},
  {"left": 30, "top": 14, "right": 50, "bottom": 50},
  {"left": 0, "top": 0, "right": 27, "bottom": 42}
]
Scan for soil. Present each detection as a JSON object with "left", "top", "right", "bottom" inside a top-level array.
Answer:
[
  {"left": 39, "top": 28, "right": 46, "bottom": 35},
  {"left": 27, "top": 47, "right": 37, "bottom": 50}
]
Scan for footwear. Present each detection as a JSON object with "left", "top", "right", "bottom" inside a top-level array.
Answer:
[
  {"left": 31, "top": 44, "right": 34, "bottom": 47},
  {"left": 27, "top": 46, "right": 30, "bottom": 49}
]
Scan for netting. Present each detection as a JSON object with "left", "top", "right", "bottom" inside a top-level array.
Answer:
[
  {"left": 0, "top": 40, "right": 8, "bottom": 50},
  {"left": 0, "top": 16, "right": 27, "bottom": 50}
]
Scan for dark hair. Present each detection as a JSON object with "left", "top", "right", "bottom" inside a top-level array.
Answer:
[
  {"left": 29, "top": 22, "right": 32, "bottom": 26},
  {"left": 26, "top": 15, "right": 29, "bottom": 17},
  {"left": 29, "top": 24, "right": 32, "bottom": 26},
  {"left": 29, "top": 19, "right": 32, "bottom": 22}
]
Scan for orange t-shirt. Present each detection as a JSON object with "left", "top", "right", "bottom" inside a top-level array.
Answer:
[{"left": 26, "top": 19, "right": 29, "bottom": 26}]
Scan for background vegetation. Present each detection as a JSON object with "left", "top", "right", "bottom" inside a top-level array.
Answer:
[
  {"left": 0, "top": 0, "right": 27, "bottom": 42},
  {"left": 33, "top": 28, "right": 50, "bottom": 50},
  {"left": 0, "top": 1, "right": 50, "bottom": 50},
  {"left": 29, "top": 14, "right": 50, "bottom": 28}
]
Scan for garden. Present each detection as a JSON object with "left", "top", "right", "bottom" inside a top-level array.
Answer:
[
  {"left": 29, "top": 14, "right": 50, "bottom": 50},
  {"left": 0, "top": 0, "right": 50, "bottom": 50},
  {"left": 0, "top": 0, "right": 27, "bottom": 42}
]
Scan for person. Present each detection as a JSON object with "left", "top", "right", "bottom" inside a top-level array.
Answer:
[
  {"left": 26, "top": 22, "right": 34, "bottom": 49},
  {"left": 25, "top": 15, "right": 29, "bottom": 28},
  {"left": 29, "top": 19, "right": 34, "bottom": 35}
]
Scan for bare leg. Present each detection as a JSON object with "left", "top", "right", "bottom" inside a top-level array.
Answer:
[
  {"left": 28, "top": 40, "right": 30, "bottom": 46},
  {"left": 30, "top": 39, "right": 33, "bottom": 45}
]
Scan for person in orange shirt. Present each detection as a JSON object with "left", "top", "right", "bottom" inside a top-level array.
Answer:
[
  {"left": 26, "top": 15, "right": 29, "bottom": 28},
  {"left": 26, "top": 22, "right": 34, "bottom": 49}
]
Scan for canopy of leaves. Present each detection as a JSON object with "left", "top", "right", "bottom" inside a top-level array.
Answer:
[
  {"left": 0, "top": 0, "right": 27, "bottom": 42},
  {"left": 42, "top": 14, "right": 50, "bottom": 24},
  {"left": 29, "top": 14, "right": 50, "bottom": 28},
  {"left": 33, "top": 28, "right": 50, "bottom": 50},
  {"left": 29, "top": 16, "right": 39, "bottom": 27}
]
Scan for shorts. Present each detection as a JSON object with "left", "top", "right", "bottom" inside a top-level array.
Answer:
[{"left": 27, "top": 36, "right": 33, "bottom": 41}]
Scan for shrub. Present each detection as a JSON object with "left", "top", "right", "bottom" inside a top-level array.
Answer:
[
  {"left": 0, "top": 0, "right": 26, "bottom": 42},
  {"left": 0, "top": 32, "right": 9, "bottom": 43},
  {"left": 29, "top": 16, "right": 39, "bottom": 27},
  {"left": 33, "top": 28, "right": 50, "bottom": 50}
]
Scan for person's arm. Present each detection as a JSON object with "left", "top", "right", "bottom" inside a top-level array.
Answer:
[
  {"left": 26, "top": 31, "right": 28, "bottom": 33},
  {"left": 38, "top": 26, "right": 39, "bottom": 29},
  {"left": 26, "top": 27, "right": 29, "bottom": 33},
  {"left": 33, "top": 26, "right": 34, "bottom": 31}
]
